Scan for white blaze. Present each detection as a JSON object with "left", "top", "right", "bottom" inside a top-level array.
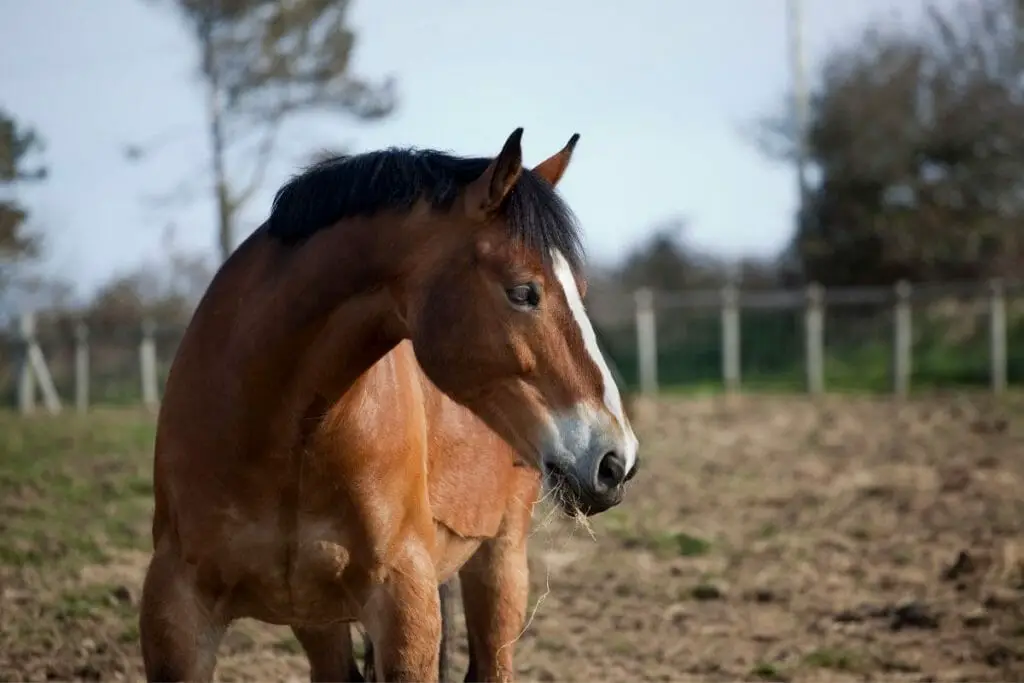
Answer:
[{"left": 550, "top": 250, "right": 638, "bottom": 470}]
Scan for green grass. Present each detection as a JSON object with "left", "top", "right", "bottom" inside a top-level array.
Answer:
[
  {"left": 749, "top": 661, "right": 788, "bottom": 681},
  {"left": 0, "top": 409, "right": 157, "bottom": 570},
  {"left": 803, "top": 647, "right": 862, "bottom": 672},
  {"left": 597, "top": 510, "right": 715, "bottom": 558}
]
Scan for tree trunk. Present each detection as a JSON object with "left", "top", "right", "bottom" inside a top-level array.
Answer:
[{"left": 200, "top": 8, "right": 233, "bottom": 263}]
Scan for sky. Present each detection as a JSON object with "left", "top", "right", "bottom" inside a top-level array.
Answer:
[{"left": 0, "top": 0, "right": 954, "bottom": 296}]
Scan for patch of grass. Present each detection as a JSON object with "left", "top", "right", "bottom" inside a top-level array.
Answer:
[
  {"left": 749, "top": 661, "right": 788, "bottom": 681},
  {"left": 607, "top": 637, "right": 634, "bottom": 656},
  {"left": 600, "top": 513, "right": 714, "bottom": 559},
  {"left": 891, "top": 548, "right": 913, "bottom": 566},
  {"left": 624, "top": 529, "right": 713, "bottom": 557},
  {"left": 52, "top": 583, "right": 137, "bottom": 625},
  {"left": 0, "top": 410, "right": 157, "bottom": 572},
  {"left": 803, "top": 647, "right": 861, "bottom": 671},
  {"left": 673, "top": 532, "right": 712, "bottom": 557},
  {"left": 273, "top": 636, "right": 305, "bottom": 655},
  {"left": 118, "top": 622, "right": 141, "bottom": 645}
]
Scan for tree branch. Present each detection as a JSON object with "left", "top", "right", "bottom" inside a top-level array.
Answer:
[{"left": 234, "top": 115, "right": 282, "bottom": 208}]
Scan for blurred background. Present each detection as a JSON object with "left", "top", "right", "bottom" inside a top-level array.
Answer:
[
  {"left": 7, "top": 0, "right": 1022, "bottom": 406},
  {"left": 4, "top": 2, "right": 1024, "bottom": 681}
]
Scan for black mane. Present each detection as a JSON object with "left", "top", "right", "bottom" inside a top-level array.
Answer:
[{"left": 266, "top": 147, "right": 584, "bottom": 270}]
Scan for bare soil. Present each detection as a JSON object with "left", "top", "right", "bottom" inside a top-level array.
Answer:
[{"left": 2, "top": 395, "right": 1023, "bottom": 682}]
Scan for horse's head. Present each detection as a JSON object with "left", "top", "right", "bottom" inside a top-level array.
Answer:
[{"left": 406, "top": 128, "right": 639, "bottom": 516}]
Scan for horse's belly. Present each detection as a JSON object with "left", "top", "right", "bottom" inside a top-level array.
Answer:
[
  {"left": 209, "top": 515, "right": 364, "bottom": 626},
  {"left": 286, "top": 520, "right": 371, "bottom": 624}
]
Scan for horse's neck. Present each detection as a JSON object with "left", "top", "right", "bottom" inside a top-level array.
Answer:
[
  {"left": 192, "top": 230, "right": 403, "bottom": 423},
  {"left": 287, "top": 289, "right": 405, "bottom": 401},
  {"left": 227, "top": 214, "right": 463, "bottom": 422}
]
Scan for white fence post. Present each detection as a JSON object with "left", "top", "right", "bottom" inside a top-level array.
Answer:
[
  {"left": 75, "top": 320, "right": 90, "bottom": 414},
  {"left": 140, "top": 318, "right": 159, "bottom": 411},
  {"left": 989, "top": 278, "right": 1007, "bottom": 394},
  {"left": 17, "top": 312, "right": 36, "bottom": 415},
  {"left": 893, "top": 281, "right": 912, "bottom": 397},
  {"left": 721, "top": 282, "right": 741, "bottom": 392},
  {"left": 17, "top": 311, "right": 62, "bottom": 414},
  {"left": 635, "top": 288, "right": 658, "bottom": 396},
  {"left": 805, "top": 283, "right": 825, "bottom": 395}
]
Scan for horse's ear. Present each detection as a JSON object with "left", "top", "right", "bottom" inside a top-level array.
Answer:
[
  {"left": 532, "top": 133, "right": 580, "bottom": 187},
  {"left": 465, "top": 128, "right": 524, "bottom": 220}
]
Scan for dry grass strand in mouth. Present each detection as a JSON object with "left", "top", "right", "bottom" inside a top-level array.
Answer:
[
  {"left": 529, "top": 479, "right": 565, "bottom": 535},
  {"left": 530, "top": 478, "right": 598, "bottom": 541},
  {"left": 570, "top": 504, "right": 596, "bottom": 541}
]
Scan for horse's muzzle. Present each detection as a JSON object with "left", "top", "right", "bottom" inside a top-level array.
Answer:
[{"left": 544, "top": 447, "right": 634, "bottom": 516}]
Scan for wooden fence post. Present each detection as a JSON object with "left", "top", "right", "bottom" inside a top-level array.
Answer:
[
  {"left": 805, "top": 283, "right": 825, "bottom": 395},
  {"left": 989, "top": 278, "right": 1007, "bottom": 395},
  {"left": 721, "top": 282, "right": 741, "bottom": 392},
  {"left": 17, "top": 311, "right": 62, "bottom": 414},
  {"left": 75, "top": 320, "right": 90, "bottom": 414},
  {"left": 635, "top": 288, "right": 658, "bottom": 395},
  {"left": 893, "top": 281, "right": 912, "bottom": 397},
  {"left": 140, "top": 318, "right": 159, "bottom": 411},
  {"left": 17, "top": 312, "right": 36, "bottom": 415}
]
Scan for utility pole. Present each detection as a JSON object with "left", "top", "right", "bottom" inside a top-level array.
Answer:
[{"left": 786, "top": 0, "right": 810, "bottom": 230}]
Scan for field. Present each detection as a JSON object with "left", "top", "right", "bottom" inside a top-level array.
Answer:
[{"left": 2, "top": 395, "right": 1024, "bottom": 682}]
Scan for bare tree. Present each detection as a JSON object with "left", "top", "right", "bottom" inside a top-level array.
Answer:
[{"left": 136, "top": 0, "right": 398, "bottom": 261}]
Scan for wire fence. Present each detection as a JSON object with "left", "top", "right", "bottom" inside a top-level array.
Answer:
[{"left": 2, "top": 278, "right": 1022, "bottom": 414}]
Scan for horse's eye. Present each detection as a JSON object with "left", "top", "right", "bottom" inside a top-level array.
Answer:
[{"left": 506, "top": 282, "right": 541, "bottom": 310}]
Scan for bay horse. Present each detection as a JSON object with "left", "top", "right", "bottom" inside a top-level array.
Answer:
[
  {"left": 139, "top": 128, "right": 640, "bottom": 682},
  {"left": 360, "top": 326, "right": 638, "bottom": 683}
]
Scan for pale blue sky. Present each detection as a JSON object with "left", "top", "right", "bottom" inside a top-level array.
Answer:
[{"left": 1, "top": 0, "right": 949, "bottom": 295}]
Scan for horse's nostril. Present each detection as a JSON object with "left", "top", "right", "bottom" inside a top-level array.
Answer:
[
  {"left": 624, "top": 454, "right": 641, "bottom": 482},
  {"left": 595, "top": 451, "right": 626, "bottom": 493}
]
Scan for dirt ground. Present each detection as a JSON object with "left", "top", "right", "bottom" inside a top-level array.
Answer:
[{"left": 2, "top": 394, "right": 1024, "bottom": 682}]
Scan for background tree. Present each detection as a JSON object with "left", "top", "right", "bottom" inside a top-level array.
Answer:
[
  {"left": 616, "top": 218, "right": 702, "bottom": 291},
  {"left": 85, "top": 224, "right": 214, "bottom": 330},
  {"left": 756, "top": 0, "right": 1024, "bottom": 286},
  {"left": 614, "top": 217, "right": 779, "bottom": 292},
  {"left": 136, "top": 0, "right": 397, "bottom": 262},
  {"left": 0, "top": 108, "right": 47, "bottom": 286}
]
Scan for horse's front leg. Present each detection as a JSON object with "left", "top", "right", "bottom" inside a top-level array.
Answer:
[
  {"left": 364, "top": 578, "right": 458, "bottom": 682},
  {"left": 139, "top": 542, "right": 229, "bottom": 682},
  {"left": 362, "top": 540, "right": 441, "bottom": 682},
  {"left": 437, "top": 578, "right": 457, "bottom": 682},
  {"left": 292, "top": 623, "right": 365, "bottom": 682},
  {"left": 458, "top": 535, "right": 529, "bottom": 683}
]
